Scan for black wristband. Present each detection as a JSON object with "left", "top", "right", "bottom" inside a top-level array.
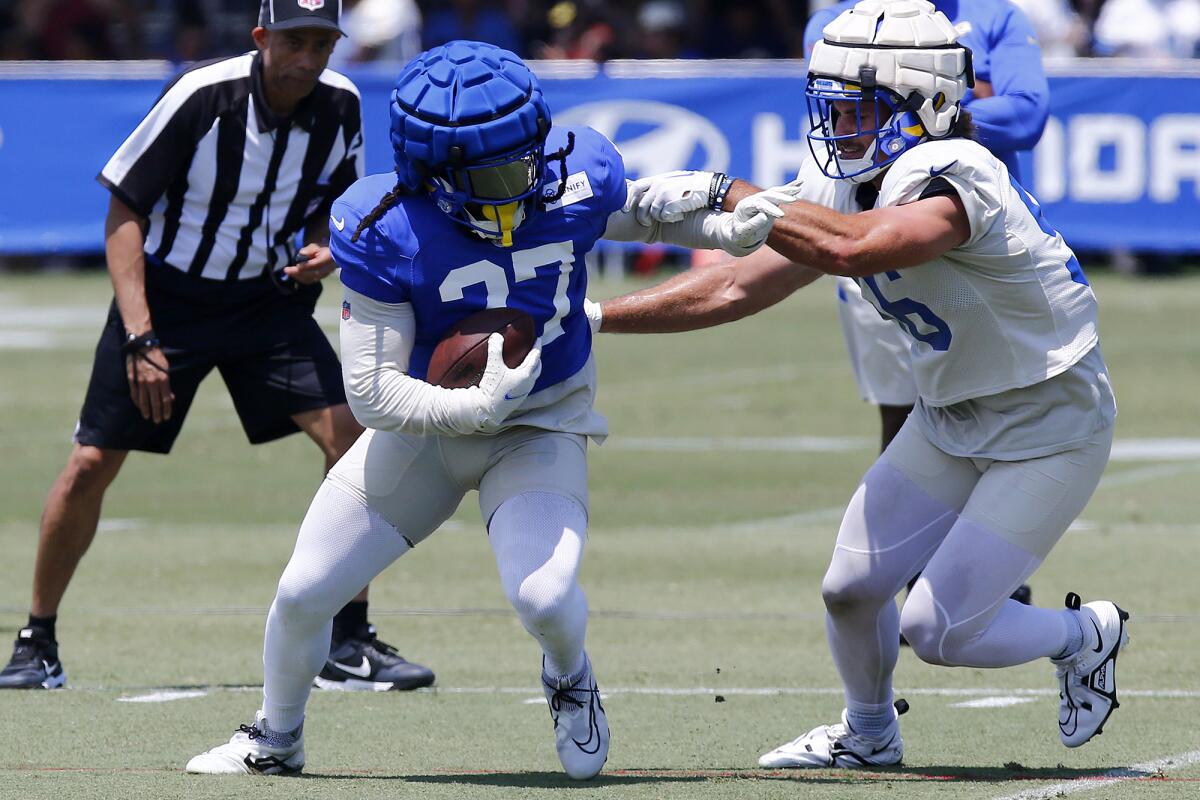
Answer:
[
  {"left": 121, "top": 329, "right": 160, "bottom": 356},
  {"left": 709, "top": 173, "right": 735, "bottom": 211}
]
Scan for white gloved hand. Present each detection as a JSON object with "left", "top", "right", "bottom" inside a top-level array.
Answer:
[
  {"left": 626, "top": 170, "right": 714, "bottom": 226},
  {"left": 472, "top": 333, "right": 542, "bottom": 432},
  {"left": 583, "top": 298, "right": 603, "bottom": 334},
  {"left": 713, "top": 187, "right": 798, "bottom": 255}
]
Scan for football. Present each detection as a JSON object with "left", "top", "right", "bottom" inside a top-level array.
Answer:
[{"left": 426, "top": 307, "right": 536, "bottom": 388}]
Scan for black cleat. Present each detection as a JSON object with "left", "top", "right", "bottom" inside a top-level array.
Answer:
[
  {"left": 0, "top": 628, "right": 66, "bottom": 689},
  {"left": 314, "top": 624, "right": 434, "bottom": 691}
]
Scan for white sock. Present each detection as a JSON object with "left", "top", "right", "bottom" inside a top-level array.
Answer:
[
  {"left": 846, "top": 701, "right": 897, "bottom": 739},
  {"left": 263, "top": 482, "right": 412, "bottom": 731},
  {"left": 488, "top": 491, "right": 589, "bottom": 678},
  {"left": 1054, "top": 610, "right": 1085, "bottom": 660}
]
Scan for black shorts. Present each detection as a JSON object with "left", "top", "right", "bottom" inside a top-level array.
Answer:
[{"left": 75, "top": 266, "right": 346, "bottom": 454}]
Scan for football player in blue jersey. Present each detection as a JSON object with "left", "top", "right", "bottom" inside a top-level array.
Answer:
[{"left": 186, "top": 40, "right": 793, "bottom": 779}]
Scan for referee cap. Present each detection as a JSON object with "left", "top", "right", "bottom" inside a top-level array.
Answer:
[{"left": 258, "top": 0, "right": 345, "bottom": 34}]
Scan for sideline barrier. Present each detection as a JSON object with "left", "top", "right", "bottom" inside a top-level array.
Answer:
[{"left": 0, "top": 59, "right": 1193, "bottom": 254}]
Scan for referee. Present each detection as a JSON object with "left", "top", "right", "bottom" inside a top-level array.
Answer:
[{"left": 0, "top": 1, "right": 433, "bottom": 692}]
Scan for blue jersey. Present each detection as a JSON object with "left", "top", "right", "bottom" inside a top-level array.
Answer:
[
  {"left": 330, "top": 126, "right": 626, "bottom": 395},
  {"left": 805, "top": 0, "right": 1049, "bottom": 179}
]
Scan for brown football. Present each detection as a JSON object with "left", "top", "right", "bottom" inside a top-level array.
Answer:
[{"left": 426, "top": 307, "right": 536, "bottom": 388}]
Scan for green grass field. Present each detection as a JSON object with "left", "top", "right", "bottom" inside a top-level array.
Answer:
[{"left": 1, "top": 269, "right": 1198, "bottom": 800}]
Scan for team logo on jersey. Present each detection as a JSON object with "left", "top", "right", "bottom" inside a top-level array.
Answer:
[
  {"left": 342, "top": 300, "right": 351, "bottom": 320},
  {"left": 297, "top": 0, "right": 325, "bottom": 10}
]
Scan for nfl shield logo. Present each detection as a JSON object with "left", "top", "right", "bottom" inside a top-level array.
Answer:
[
  {"left": 342, "top": 301, "right": 351, "bottom": 320},
  {"left": 298, "top": 0, "right": 324, "bottom": 10}
]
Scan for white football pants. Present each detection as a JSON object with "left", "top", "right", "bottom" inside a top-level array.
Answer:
[
  {"left": 259, "top": 427, "right": 592, "bottom": 732},
  {"left": 822, "top": 418, "right": 1113, "bottom": 710}
]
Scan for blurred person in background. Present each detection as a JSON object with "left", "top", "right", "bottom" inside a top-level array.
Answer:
[
  {"left": 5, "top": 0, "right": 132, "bottom": 59},
  {"left": 0, "top": 0, "right": 433, "bottom": 693},
  {"left": 327, "top": 0, "right": 422, "bottom": 67},
  {"left": 1009, "top": 0, "right": 1089, "bottom": 57},
  {"left": 1094, "top": 0, "right": 1200, "bottom": 58},
  {"left": 421, "top": 0, "right": 522, "bottom": 55},
  {"left": 702, "top": 0, "right": 793, "bottom": 59},
  {"left": 635, "top": 0, "right": 698, "bottom": 59},
  {"left": 532, "top": 0, "right": 619, "bottom": 61}
]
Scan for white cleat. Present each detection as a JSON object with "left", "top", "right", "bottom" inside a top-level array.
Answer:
[
  {"left": 1053, "top": 592, "right": 1130, "bottom": 748},
  {"left": 185, "top": 712, "right": 304, "bottom": 775},
  {"left": 542, "top": 654, "right": 609, "bottom": 780},
  {"left": 758, "top": 701, "right": 906, "bottom": 769}
]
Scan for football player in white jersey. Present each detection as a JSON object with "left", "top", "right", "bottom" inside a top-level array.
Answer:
[{"left": 588, "top": 0, "right": 1127, "bottom": 768}]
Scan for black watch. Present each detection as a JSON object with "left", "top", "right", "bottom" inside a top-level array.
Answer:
[{"left": 121, "top": 329, "right": 160, "bottom": 356}]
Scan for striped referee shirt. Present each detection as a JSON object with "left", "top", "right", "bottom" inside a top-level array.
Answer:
[{"left": 98, "top": 52, "right": 363, "bottom": 282}]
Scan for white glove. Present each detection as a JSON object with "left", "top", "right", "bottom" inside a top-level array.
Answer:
[
  {"left": 626, "top": 170, "right": 714, "bottom": 226},
  {"left": 712, "top": 187, "right": 798, "bottom": 255},
  {"left": 583, "top": 298, "right": 603, "bottom": 334},
  {"left": 473, "top": 333, "right": 542, "bottom": 432}
]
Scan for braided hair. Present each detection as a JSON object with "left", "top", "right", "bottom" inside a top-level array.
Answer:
[{"left": 350, "top": 183, "right": 406, "bottom": 243}]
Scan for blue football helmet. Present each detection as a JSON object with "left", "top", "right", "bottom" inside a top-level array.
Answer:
[{"left": 390, "top": 40, "right": 553, "bottom": 247}]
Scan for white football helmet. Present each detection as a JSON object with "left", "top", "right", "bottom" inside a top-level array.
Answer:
[{"left": 806, "top": 0, "right": 974, "bottom": 182}]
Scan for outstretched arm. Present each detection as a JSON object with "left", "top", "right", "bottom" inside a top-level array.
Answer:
[
  {"left": 597, "top": 245, "right": 821, "bottom": 334},
  {"left": 721, "top": 180, "right": 971, "bottom": 277}
]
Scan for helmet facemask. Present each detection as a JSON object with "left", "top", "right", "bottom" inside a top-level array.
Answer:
[
  {"left": 806, "top": 66, "right": 929, "bottom": 184},
  {"left": 429, "top": 135, "right": 548, "bottom": 248}
]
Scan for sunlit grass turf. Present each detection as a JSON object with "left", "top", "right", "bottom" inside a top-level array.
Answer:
[{"left": 0, "top": 269, "right": 1198, "bottom": 799}]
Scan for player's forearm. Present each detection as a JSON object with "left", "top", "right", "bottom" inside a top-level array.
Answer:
[
  {"left": 723, "top": 179, "right": 884, "bottom": 276},
  {"left": 340, "top": 293, "right": 486, "bottom": 436},
  {"left": 104, "top": 196, "right": 152, "bottom": 333},
  {"left": 722, "top": 179, "right": 930, "bottom": 277},
  {"left": 599, "top": 242, "right": 822, "bottom": 334},
  {"left": 344, "top": 365, "right": 482, "bottom": 436}
]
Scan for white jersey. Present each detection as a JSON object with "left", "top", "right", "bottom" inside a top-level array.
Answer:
[{"left": 851, "top": 138, "right": 1098, "bottom": 407}]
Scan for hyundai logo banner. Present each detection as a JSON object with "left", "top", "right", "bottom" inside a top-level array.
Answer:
[{"left": 0, "top": 64, "right": 1193, "bottom": 253}]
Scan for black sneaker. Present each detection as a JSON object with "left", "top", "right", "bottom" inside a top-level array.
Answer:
[
  {"left": 314, "top": 624, "right": 434, "bottom": 691},
  {"left": 0, "top": 628, "right": 66, "bottom": 689}
]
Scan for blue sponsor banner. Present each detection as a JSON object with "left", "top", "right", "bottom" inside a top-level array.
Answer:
[{"left": 0, "top": 61, "right": 1194, "bottom": 254}]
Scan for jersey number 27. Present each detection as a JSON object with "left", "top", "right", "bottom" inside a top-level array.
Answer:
[{"left": 438, "top": 241, "right": 576, "bottom": 346}]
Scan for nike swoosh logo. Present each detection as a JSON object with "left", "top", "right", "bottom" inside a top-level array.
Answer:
[
  {"left": 929, "top": 161, "right": 958, "bottom": 178},
  {"left": 332, "top": 656, "right": 372, "bottom": 678},
  {"left": 503, "top": 391, "right": 529, "bottom": 402},
  {"left": 1090, "top": 619, "right": 1104, "bottom": 653},
  {"left": 331, "top": 215, "right": 346, "bottom": 231}
]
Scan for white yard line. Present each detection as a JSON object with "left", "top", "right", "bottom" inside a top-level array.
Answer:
[
  {"left": 951, "top": 696, "right": 1038, "bottom": 708},
  {"left": 606, "top": 435, "right": 870, "bottom": 453},
  {"left": 1098, "top": 460, "right": 1200, "bottom": 488},
  {"left": 992, "top": 749, "right": 1200, "bottom": 800},
  {"left": 117, "top": 689, "right": 208, "bottom": 703}
]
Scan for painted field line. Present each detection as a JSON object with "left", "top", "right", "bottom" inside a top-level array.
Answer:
[
  {"left": 726, "top": 505, "right": 846, "bottom": 533},
  {"left": 97, "top": 683, "right": 1200, "bottom": 703},
  {"left": 992, "top": 749, "right": 1200, "bottom": 800},
  {"left": 117, "top": 689, "right": 208, "bottom": 703},
  {"left": 1098, "top": 460, "right": 1200, "bottom": 488},
  {"left": 416, "top": 686, "right": 1200, "bottom": 700},
  {"left": 604, "top": 436, "right": 1200, "bottom": 461},
  {"left": 607, "top": 435, "right": 869, "bottom": 453},
  {"left": 951, "top": 697, "right": 1038, "bottom": 709}
]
